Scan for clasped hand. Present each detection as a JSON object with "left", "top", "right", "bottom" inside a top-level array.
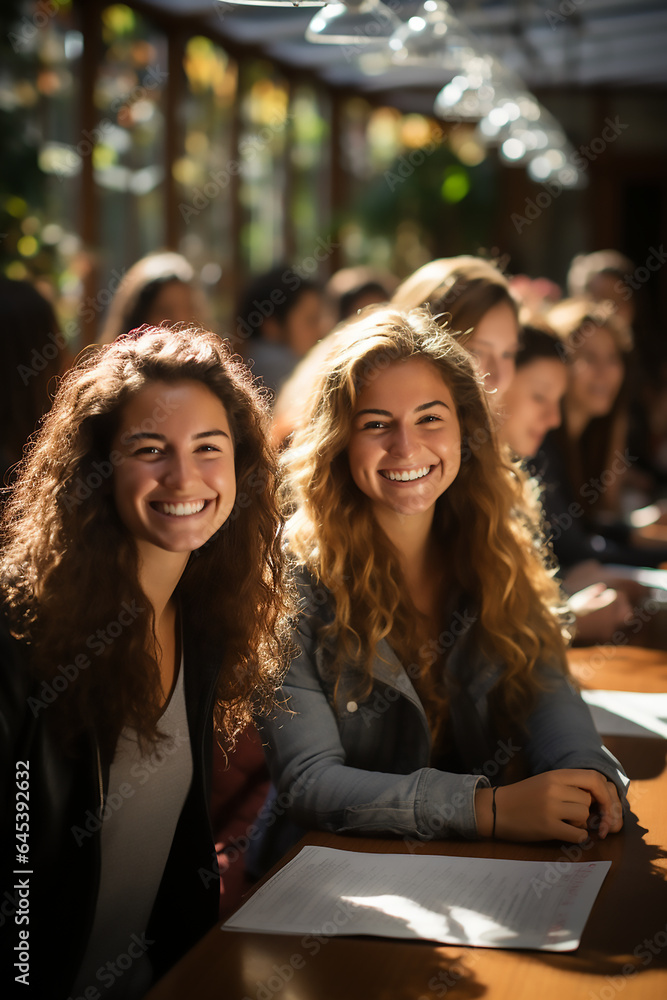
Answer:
[{"left": 475, "top": 769, "right": 623, "bottom": 843}]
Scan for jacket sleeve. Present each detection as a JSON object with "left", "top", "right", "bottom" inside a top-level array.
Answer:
[
  {"left": 259, "top": 620, "right": 489, "bottom": 841},
  {"left": 523, "top": 665, "right": 630, "bottom": 804}
]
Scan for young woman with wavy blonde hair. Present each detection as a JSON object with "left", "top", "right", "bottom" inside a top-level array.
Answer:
[
  {"left": 0, "top": 325, "right": 291, "bottom": 999},
  {"left": 257, "top": 306, "right": 626, "bottom": 866}
]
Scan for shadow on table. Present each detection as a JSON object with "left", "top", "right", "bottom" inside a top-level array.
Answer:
[
  {"left": 533, "top": 807, "right": 667, "bottom": 984},
  {"left": 605, "top": 734, "right": 666, "bottom": 781}
]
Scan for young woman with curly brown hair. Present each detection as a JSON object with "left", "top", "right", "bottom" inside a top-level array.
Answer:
[
  {"left": 255, "top": 307, "right": 626, "bottom": 871},
  {"left": 0, "top": 326, "right": 291, "bottom": 999}
]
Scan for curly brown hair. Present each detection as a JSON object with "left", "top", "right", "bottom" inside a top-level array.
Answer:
[
  {"left": 284, "top": 307, "right": 569, "bottom": 734},
  {"left": 1, "top": 325, "right": 291, "bottom": 757}
]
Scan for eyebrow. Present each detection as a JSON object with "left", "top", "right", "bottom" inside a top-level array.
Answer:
[
  {"left": 355, "top": 400, "right": 451, "bottom": 418},
  {"left": 123, "top": 429, "right": 230, "bottom": 443}
]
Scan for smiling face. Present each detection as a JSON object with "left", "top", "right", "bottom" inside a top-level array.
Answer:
[
  {"left": 568, "top": 325, "right": 624, "bottom": 420},
  {"left": 347, "top": 357, "right": 461, "bottom": 526},
  {"left": 112, "top": 379, "right": 236, "bottom": 558},
  {"left": 500, "top": 358, "right": 568, "bottom": 458},
  {"left": 464, "top": 300, "right": 519, "bottom": 407}
]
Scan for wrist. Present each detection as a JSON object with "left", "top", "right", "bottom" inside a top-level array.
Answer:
[{"left": 475, "top": 785, "right": 494, "bottom": 838}]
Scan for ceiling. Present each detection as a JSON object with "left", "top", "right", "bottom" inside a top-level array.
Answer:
[{"left": 138, "top": 0, "right": 667, "bottom": 116}]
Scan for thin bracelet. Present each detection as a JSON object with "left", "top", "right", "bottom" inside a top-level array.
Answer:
[{"left": 491, "top": 786, "right": 498, "bottom": 839}]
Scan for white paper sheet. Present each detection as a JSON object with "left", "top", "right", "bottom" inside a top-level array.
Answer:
[
  {"left": 223, "top": 846, "right": 610, "bottom": 952},
  {"left": 583, "top": 689, "right": 667, "bottom": 738}
]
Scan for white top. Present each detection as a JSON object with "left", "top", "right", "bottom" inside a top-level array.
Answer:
[{"left": 72, "top": 653, "right": 193, "bottom": 999}]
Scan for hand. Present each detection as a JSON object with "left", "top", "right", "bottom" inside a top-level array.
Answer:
[
  {"left": 569, "top": 583, "right": 632, "bottom": 643},
  {"left": 475, "top": 769, "right": 623, "bottom": 843},
  {"left": 588, "top": 779, "right": 623, "bottom": 839}
]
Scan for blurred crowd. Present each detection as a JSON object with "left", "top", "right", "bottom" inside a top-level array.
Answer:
[{"left": 4, "top": 246, "right": 667, "bottom": 642}]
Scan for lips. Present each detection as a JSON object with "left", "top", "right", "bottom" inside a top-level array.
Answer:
[
  {"left": 151, "top": 500, "right": 209, "bottom": 516},
  {"left": 379, "top": 466, "right": 432, "bottom": 482}
]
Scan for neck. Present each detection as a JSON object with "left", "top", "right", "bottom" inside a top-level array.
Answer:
[
  {"left": 136, "top": 542, "right": 189, "bottom": 624},
  {"left": 373, "top": 507, "right": 435, "bottom": 580},
  {"left": 565, "top": 401, "right": 590, "bottom": 441}
]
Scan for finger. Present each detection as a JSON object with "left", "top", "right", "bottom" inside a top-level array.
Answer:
[
  {"left": 562, "top": 802, "right": 592, "bottom": 827},
  {"left": 562, "top": 770, "right": 616, "bottom": 830},
  {"left": 606, "top": 783, "right": 624, "bottom": 833},
  {"left": 553, "top": 820, "right": 591, "bottom": 845}
]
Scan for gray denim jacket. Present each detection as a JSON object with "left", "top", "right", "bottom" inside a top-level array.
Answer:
[{"left": 258, "top": 576, "right": 628, "bottom": 852}]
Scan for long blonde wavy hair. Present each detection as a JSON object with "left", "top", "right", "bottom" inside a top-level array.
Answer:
[{"left": 284, "top": 307, "right": 569, "bottom": 729}]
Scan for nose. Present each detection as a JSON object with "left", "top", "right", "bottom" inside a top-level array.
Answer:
[
  {"left": 387, "top": 422, "right": 416, "bottom": 458},
  {"left": 161, "top": 450, "right": 197, "bottom": 491}
]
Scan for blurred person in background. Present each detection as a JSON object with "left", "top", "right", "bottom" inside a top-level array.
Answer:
[
  {"left": 508, "top": 274, "right": 562, "bottom": 317},
  {"left": 539, "top": 298, "right": 667, "bottom": 574},
  {"left": 567, "top": 248, "right": 667, "bottom": 496},
  {"left": 0, "top": 277, "right": 68, "bottom": 486},
  {"left": 98, "top": 251, "right": 210, "bottom": 345},
  {"left": 500, "top": 321, "right": 639, "bottom": 645},
  {"left": 236, "top": 266, "right": 325, "bottom": 398},
  {"left": 392, "top": 255, "right": 520, "bottom": 413},
  {"left": 567, "top": 250, "right": 636, "bottom": 331},
  {"left": 323, "top": 265, "right": 397, "bottom": 330}
]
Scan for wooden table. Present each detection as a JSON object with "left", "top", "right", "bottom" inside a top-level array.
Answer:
[{"left": 146, "top": 647, "right": 667, "bottom": 1000}]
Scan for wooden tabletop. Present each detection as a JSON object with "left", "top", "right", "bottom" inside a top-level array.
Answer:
[{"left": 146, "top": 646, "right": 667, "bottom": 1000}]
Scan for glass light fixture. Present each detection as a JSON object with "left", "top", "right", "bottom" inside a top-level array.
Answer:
[
  {"left": 221, "top": 0, "right": 326, "bottom": 7},
  {"left": 434, "top": 57, "right": 501, "bottom": 121},
  {"left": 306, "top": 1, "right": 401, "bottom": 45},
  {"left": 389, "top": 0, "right": 478, "bottom": 69}
]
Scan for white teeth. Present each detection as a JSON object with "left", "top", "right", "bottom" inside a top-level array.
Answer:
[
  {"left": 158, "top": 500, "right": 206, "bottom": 516},
  {"left": 384, "top": 466, "right": 430, "bottom": 482}
]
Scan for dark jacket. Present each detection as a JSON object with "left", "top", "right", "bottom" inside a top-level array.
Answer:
[{"left": 0, "top": 617, "right": 220, "bottom": 999}]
